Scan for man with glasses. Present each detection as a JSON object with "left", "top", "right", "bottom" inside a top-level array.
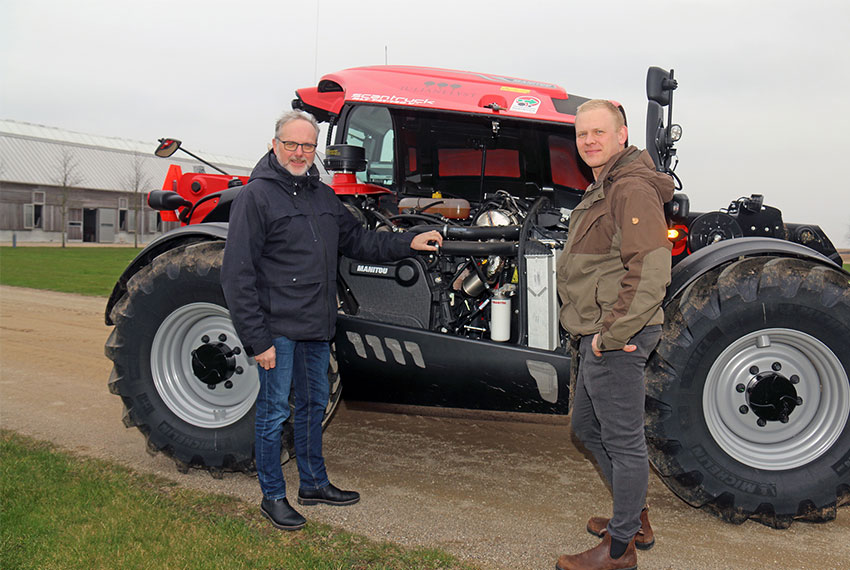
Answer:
[{"left": 222, "top": 110, "right": 442, "bottom": 531}]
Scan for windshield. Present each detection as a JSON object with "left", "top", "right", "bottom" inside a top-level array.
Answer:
[{"left": 338, "top": 105, "right": 592, "bottom": 206}]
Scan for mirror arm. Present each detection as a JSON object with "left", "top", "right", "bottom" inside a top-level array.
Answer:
[
  {"left": 665, "top": 70, "right": 676, "bottom": 157},
  {"left": 173, "top": 147, "right": 230, "bottom": 176}
]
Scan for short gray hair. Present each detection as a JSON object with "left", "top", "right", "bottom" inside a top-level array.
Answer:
[{"left": 275, "top": 110, "right": 320, "bottom": 140}]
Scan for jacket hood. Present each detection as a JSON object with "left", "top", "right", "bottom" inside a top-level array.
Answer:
[
  {"left": 248, "top": 150, "right": 321, "bottom": 190},
  {"left": 599, "top": 146, "right": 675, "bottom": 204}
]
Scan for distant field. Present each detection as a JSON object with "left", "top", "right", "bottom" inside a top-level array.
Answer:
[{"left": 0, "top": 247, "right": 140, "bottom": 296}]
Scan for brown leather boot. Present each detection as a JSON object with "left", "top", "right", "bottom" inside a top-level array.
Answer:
[
  {"left": 586, "top": 506, "right": 654, "bottom": 550},
  {"left": 556, "top": 533, "right": 637, "bottom": 570}
]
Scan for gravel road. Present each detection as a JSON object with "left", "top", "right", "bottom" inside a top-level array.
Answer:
[{"left": 1, "top": 285, "right": 848, "bottom": 569}]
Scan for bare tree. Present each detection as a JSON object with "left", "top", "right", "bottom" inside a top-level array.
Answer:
[
  {"left": 125, "top": 152, "right": 152, "bottom": 248},
  {"left": 53, "top": 148, "right": 84, "bottom": 248}
]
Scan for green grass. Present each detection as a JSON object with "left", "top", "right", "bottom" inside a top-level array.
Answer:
[
  {"left": 0, "top": 430, "right": 475, "bottom": 570},
  {"left": 0, "top": 247, "right": 139, "bottom": 296},
  {"left": 0, "top": 247, "right": 848, "bottom": 299}
]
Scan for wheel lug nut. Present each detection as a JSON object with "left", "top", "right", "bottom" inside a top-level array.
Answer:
[
  {"left": 207, "top": 384, "right": 216, "bottom": 390},
  {"left": 236, "top": 366, "right": 243, "bottom": 374},
  {"left": 749, "top": 366, "right": 759, "bottom": 375},
  {"left": 233, "top": 347, "right": 242, "bottom": 355},
  {"left": 757, "top": 418, "right": 767, "bottom": 427},
  {"left": 771, "top": 362, "right": 782, "bottom": 371},
  {"left": 219, "top": 334, "right": 227, "bottom": 342},
  {"left": 790, "top": 375, "right": 799, "bottom": 384},
  {"left": 224, "top": 380, "right": 233, "bottom": 389},
  {"left": 201, "top": 335, "right": 210, "bottom": 343},
  {"left": 735, "top": 384, "right": 746, "bottom": 393},
  {"left": 796, "top": 397, "right": 803, "bottom": 405},
  {"left": 739, "top": 405, "right": 749, "bottom": 414},
  {"left": 780, "top": 415, "right": 789, "bottom": 424}
]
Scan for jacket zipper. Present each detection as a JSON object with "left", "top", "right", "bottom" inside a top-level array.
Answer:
[{"left": 301, "top": 187, "right": 333, "bottom": 338}]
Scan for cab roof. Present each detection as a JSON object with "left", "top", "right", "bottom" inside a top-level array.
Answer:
[{"left": 294, "top": 65, "right": 593, "bottom": 124}]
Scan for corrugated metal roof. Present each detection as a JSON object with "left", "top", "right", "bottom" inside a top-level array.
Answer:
[{"left": 0, "top": 119, "right": 256, "bottom": 192}]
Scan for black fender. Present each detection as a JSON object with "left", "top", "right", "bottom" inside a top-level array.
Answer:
[
  {"left": 666, "top": 236, "right": 848, "bottom": 307},
  {"left": 104, "top": 222, "right": 229, "bottom": 325}
]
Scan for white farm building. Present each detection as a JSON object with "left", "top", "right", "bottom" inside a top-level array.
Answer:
[{"left": 0, "top": 119, "right": 254, "bottom": 245}]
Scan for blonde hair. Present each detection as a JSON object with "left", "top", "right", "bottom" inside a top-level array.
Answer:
[{"left": 576, "top": 99, "right": 625, "bottom": 130}]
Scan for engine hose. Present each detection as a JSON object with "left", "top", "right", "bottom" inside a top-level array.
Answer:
[
  {"left": 417, "top": 200, "right": 445, "bottom": 214},
  {"left": 440, "top": 241, "right": 518, "bottom": 256},
  {"left": 517, "top": 195, "right": 551, "bottom": 344},
  {"left": 387, "top": 213, "right": 461, "bottom": 226},
  {"left": 366, "top": 208, "right": 396, "bottom": 230},
  {"left": 454, "top": 297, "right": 491, "bottom": 335},
  {"left": 409, "top": 224, "right": 521, "bottom": 240}
]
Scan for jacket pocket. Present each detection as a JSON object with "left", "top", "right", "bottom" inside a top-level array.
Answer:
[
  {"left": 267, "top": 281, "right": 326, "bottom": 334},
  {"left": 569, "top": 208, "right": 613, "bottom": 255},
  {"left": 266, "top": 212, "right": 295, "bottom": 242}
]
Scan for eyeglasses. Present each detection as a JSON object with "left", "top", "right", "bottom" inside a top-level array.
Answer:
[{"left": 275, "top": 138, "right": 317, "bottom": 153}]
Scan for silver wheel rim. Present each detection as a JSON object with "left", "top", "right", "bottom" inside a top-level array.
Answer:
[
  {"left": 151, "top": 302, "right": 259, "bottom": 428},
  {"left": 703, "top": 327, "right": 849, "bottom": 470}
]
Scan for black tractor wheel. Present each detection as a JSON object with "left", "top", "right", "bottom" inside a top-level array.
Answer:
[
  {"left": 646, "top": 256, "right": 850, "bottom": 528},
  {"left": 105, "top": 241, "right": 342, "bottom": 474}
]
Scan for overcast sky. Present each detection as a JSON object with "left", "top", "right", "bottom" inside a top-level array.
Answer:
[{"left": 2, "top": 0, "right": 848, "bottom": 246}]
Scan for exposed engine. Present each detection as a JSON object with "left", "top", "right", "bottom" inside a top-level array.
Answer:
[{"left": 337, "top": 190, "right": 570, "bottom": 352}]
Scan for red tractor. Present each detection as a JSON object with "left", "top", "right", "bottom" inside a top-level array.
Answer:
[{"left": 105, "top": 65, "right": 849, "bottom": 528}]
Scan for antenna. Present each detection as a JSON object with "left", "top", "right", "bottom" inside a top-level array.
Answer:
[
  {"left": 313, "top": 0, "right": 320, "bottom": 82},
  {"left": 385, "top": 45, "right": 388, "bottom": 65}
]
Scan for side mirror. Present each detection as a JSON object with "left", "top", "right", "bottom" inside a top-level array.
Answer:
[
  {"left": 155, "top": 138, "right": 182, "bottom": 158},
  {"left": 645, "top": 67, "right": 682, "bottom": 185},
  {"left": 153, "top": 137, "right": 229, "bottom": 175},
  {"left": 646, "top": 100, "right": 664, "bottom": 170},
  {"left": 647, "top": 67, "right": 677, "bottom": 107}
]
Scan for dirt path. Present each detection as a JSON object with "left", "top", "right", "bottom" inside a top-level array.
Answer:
[{"left": 1, "top": 285, "right": 848, "bottom": 569}]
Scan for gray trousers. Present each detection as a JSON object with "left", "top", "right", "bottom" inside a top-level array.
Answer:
[{"left": 570, "top": 325, "right": 661, "bottom": 543}]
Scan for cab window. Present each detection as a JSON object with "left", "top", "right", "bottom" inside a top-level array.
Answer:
[{"left": 344, "top": 105, "right": 394, "bottom": 187}]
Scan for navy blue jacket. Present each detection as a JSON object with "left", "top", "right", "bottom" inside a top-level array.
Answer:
[{"left": 221, "top": 151, "right": 414, "bottom": 356}]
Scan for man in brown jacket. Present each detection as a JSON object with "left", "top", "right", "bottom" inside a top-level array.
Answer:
[{"left": 555, "top": 100, "right": 674, "bottom": 570}]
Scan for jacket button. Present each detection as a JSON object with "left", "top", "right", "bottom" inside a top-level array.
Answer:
[{"left": 292, "top": 278, "right": 297, "bottom": 282}]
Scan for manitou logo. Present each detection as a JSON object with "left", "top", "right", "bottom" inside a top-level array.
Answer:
[{"left": 356, "top": 264, "right": 389, "bottom": 275}]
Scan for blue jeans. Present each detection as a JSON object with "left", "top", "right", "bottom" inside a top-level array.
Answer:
[{"left": 254, "top": 336, "right": 330, "bottom": 500}]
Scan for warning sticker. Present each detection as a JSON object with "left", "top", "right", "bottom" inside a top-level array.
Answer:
[
  {"left": 500, "top": 86, "right": 531, "bottom": 94},
  {"left": 510, "top": 96, "right": 541, "bottom": 114}
]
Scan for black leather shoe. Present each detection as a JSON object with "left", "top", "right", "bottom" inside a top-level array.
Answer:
[
  {"left": 297, "top": 483, "right": 360, "bottom": 506},
  {"left": 260, "top": 497, "right": 306, "bottom": 530}
]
